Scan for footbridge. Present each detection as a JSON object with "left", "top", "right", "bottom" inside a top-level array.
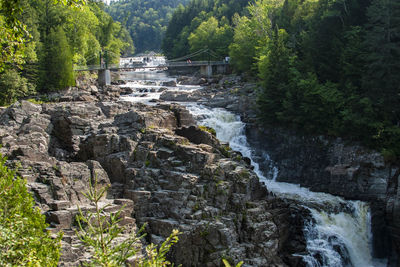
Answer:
[{"left": 74, "top": 49, "right": 230, "bottom": 85}]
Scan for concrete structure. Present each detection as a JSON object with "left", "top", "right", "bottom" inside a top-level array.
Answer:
[
  {"left": 200, "top": 64, "right": 213, "bottom": 77},
  {"left": 98, "top": 69, "right": 111, "bottom": 86}
]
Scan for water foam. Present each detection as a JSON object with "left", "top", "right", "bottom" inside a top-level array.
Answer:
[{"left": 186, "top": 104, "right": 381, "bottom": 267}]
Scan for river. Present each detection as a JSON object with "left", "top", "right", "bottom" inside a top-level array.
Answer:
[{"left": 119, "top": 68, "right": 387, "bottom": 267}]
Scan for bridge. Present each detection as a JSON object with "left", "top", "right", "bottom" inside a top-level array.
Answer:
[
  {"left": 74, "top": 61, "right": 227, "bottom": 71},
  {"left": 74, "top": 49, "right": 230, "bottom": 85}
]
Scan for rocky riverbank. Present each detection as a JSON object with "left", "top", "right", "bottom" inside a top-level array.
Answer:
[
  {"left": 3, "top": 71, "right": 397, "bottom": 266},
  {"left": 0, "top": 82, "right": 311, "bottom": 267},
  {"left": 180, "top": 75, "right": 400, "bottom": 266},
  {"left": 156, "top": 74, "right": 399, "bottom": 265}
]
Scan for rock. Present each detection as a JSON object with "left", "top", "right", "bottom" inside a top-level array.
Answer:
[
  {"left": 0, "top": 99, "right": 307, "bottom": 266},
  {"left": 49, "top": 201, "right": 71, "bottom": 211},
  {"left": 120, "top": 87, "right": 134, "bottom": 95},
  {"left": 159, "top": 91, "right": 200, "bottom": 102},
  {"left": 245, "top": 124, "right": 398, "bottom": 263},
  {"left": 77, "top": 94, "right": 96, "bottom": 102},
  {"left": 177, "top": 76, "right": 207, "bottom": 85},
  {"left": 161, "top": 80, "right": 177, "bottom": 87},
  {"left": 112, "top": 80, "right": 126, "bottom": 85},
  {"left": 175, "top": 126, "right": 218, "bottom": 147},
  {"left": 89, "top": 85, "right": 99, "bottom": 93},
  {"left": 47, "top": 210, "right": 73, "bottom": 229}
]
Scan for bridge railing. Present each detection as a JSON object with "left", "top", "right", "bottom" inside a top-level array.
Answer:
[
  {"left": 163, "top": 61, "right": 228, "bottom": 67},
  {"left": 74, "top": 65, "right": 102, "bottom": 71},
  {"left": 74, "top": 64, "right": 122, "bottom": 71}
]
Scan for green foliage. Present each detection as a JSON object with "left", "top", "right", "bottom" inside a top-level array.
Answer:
[
  {"left": 0, "top": 0, "right": 86, "bottom": 72},
  {"left": 229, "top": 0, "right": 284, "bottom": 73},
  {"left": 107, "top": 0, "right": 190, "bottom": 54},
  {"left": 76, "top": 180, "right": 141, "bottom": 266},
  {"left": 0, "top": 13, "right": 27, "bottom": 73},
  {"left": 0, "top": 68, "right": 36, "bottom": 106},
  {"left": 0, "top": 0, "right": 31, "bottom": 72},
  {"left": 188, "top": 16, "right": 233, "bottom": 59},
  {"left": 222, "top": 258, "right": 243, "bottom": 267},
  {"left": 162, "top": 0, "right": 249, "bottom": 59},
  {"left": 141, "top": 229, "right": 180, "bottom": 267},
  {"left": 362, "top": 0, "right": 400, "bottom": 122},
  {"left": 219, "top": 0, "right": 400, "bottom": 158},
  {"left": 41, "top": 26, "right": 75, "bottom": 91},
  {"left": 228, "top": 15, "right": 258, "bottom": 73},
  {"left": 76, "top": 177, "right": 181, "bottom": 267},
  {"left": 0, "top": 153, "right": 61, "bottom": 266},
  {"left": 199, "top": 125, "right": 216, "bottom": 136},
  {"left": 1, "top": 0, "right": 133, "bottom": 94}
]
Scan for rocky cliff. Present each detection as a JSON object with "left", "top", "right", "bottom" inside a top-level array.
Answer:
[
  {"left": 246, "top": 125, "right": 399, "bottom": 266},
  {"left": 185, "top": 74, "right": 399, "bottom": 266},
  {"left": 0, "top": 99, "right": 307, "bottom": 266},
  {"left": 121, "top": 73, "right": 400, "bottom": 266}
]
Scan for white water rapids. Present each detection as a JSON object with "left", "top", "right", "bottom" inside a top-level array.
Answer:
[
  {"left": 119, "top": 66, "right": 386, "bottom": 266},
  {"left": 185, "top": 105, "right": 381, "bottom": 267}
]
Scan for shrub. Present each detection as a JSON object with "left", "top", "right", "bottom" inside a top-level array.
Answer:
[
  {"left": 0, "top": 69, "right": 36, "bottom": 106},
  {"left": 76, "top": 178, "right": 181, "bottom": 267},
  {"left": 0, "top": 153, "right": 61, "bottom": 266}
]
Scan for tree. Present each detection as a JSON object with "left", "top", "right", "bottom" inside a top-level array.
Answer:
[
  {"left": 229, "top": 14, "right": 260, "bottom": 73},
  {"left": 162, "top": 0, "right": 249, "bottom": 59},
  {"left": 363, "top": 0, "right": 400, "bottom": 123},
  {"left": 188, "top": 16, "right": 232, "bottom": 59},
  {"left": 257, "top": 28, "right": 293, "bottom": 123},
  {"left": 108, "top": 0, "right": 189, "bottom": 54},
  {"left": 0, "top": 68, "right": 35, "bottom": 105},
  {"left": 0, "top": 153, "right": 61, "bottom": 266},
  {"left": 76, "top": 177, "right": 180, "bottom": 267},
  {"left": 41, "top": 26, "right": 75, "bottom": 91},
  {"left": 229, "top": 0, "right": 285, "bottom": 73},
  {"left": 0, "top": 0, "right": 86, "bottom": 72}
]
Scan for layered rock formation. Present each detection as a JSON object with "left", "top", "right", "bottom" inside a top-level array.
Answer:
[
  {"left": 159, "top": 74, "right": 399, "bottom": 265},
  {"left": 0, "top": 100, "right": 306, "bottom": 266},
  {"left": 246, "top": 126, "right": 399, "bottom": 266},
  {"left": 174, "top": 74, "right": 399, "bottom": 265}
]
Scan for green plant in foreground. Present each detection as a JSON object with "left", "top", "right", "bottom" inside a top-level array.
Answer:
[
  {"left": 0, "top": 153, "right": 61, "bottom": 266},
  {"left": 222, "top": 258, "right": 244, "bottom": 267},
  {"left": 76, "top": 177, "right": 181, "bottom": 266},
  {"left": 141, "top": 229, "right": 180, "bottom": 267}
]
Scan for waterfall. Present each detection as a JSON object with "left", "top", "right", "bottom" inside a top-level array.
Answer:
[{"left": 185, "top": 104, "right": 383, "bottom": 267}]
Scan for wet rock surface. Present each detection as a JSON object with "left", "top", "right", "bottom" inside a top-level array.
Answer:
[
  {"left": 175, "top": 74, "right": 398, "bottom": 265},
  {"left": 0, "top": 99, "right": 308, "bottom": 266},
  {"left": 245, "top": 125, "right": 399, "bottom": 265},
  {"left": 162, "top": 73, "right": 399, "bottom": 265}
]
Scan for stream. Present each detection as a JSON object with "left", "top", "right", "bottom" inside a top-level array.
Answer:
[{"left": 119, "top": 67, "right": 386, "bottom": 267}]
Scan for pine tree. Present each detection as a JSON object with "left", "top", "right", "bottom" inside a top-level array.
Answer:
[
  {"left": 363, "top": 0, "right": 400, "bottom": 123},
  {"left": 40, "top": 27, "right": 75, "bottom": 92}
]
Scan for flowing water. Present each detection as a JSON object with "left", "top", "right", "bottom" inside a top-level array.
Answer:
[
  {"left": 119, "top": 67, "right": 386, "bottom": 267},
  {"left": 120, "top": 71, "right": 201, "bottom": 105}
]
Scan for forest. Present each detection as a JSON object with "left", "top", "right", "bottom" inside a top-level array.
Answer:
[
  {"left": 163, "top": 0, "right": 400, "bottom": 159},
  {"left": 107, "top": 0, "right": 190, "bottom": 54},
  {"left": 0, "top": 0, "right": 133, "bottom": 103},
  {"left": 2, "top": 0, "right": 400, "bottom": 156}
]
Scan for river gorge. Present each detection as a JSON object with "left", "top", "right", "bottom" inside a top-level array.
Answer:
[
  {"left": 118, "top": 69, "right": 392, "bottom": 266},
  {"left": 0, "top": 65, "right": 396, "bottom": 266}
]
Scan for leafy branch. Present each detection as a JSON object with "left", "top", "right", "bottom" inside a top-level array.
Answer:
[{"left": 76, "top": 176, "right": 181, "bottom": 267}]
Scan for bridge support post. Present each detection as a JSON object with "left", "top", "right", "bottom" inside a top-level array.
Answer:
[
  {"left": 200, "top": 64, "right": 213, "bottom": 77},
  {"left": 98, "top": 69, "right": 111, "bottom": 86}
]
